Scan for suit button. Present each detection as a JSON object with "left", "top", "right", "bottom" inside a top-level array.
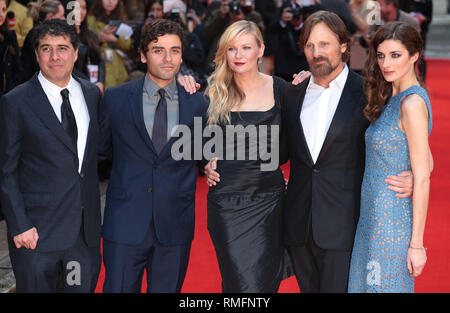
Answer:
[
  {"left": 313, "top": 169, "right": 320, "bottom": 173},
  {"left": 147, "top": 187, "right": 152, "bottom": 193},
  {"left": 80, "top": 172, "right": 85, "bottom": 178}
]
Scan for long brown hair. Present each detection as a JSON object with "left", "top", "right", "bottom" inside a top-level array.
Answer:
[
  {"left": 364, "top": 21, "right": 424, "bottom": 122},
  {"left": 89, "top": 0, "right": 127, "bottom": 24}
]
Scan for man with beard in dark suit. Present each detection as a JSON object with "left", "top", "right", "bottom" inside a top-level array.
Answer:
[{"left": 280, "top": 11, "right": 413, "bottom": 292}]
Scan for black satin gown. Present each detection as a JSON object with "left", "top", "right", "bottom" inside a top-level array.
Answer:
[{"left": 207, "top": 76, "right": 292, "bottom": 292}]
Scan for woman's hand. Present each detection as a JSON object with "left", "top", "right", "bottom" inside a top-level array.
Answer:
[
  {"left": 292, "top": 70, "right": 311, "bottom": 85},
  {"left": 407, "top": 247, "right": 427, "bottom": 277},
  {"left": 205, "top": 157, "right": 220, "bottom": 187},
  {"left": 177, "top": 75, "right": 201, "bottom": 94}
]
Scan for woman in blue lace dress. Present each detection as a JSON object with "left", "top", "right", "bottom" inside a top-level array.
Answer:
[{"left": 348, "top": 22, "right": 432, "bottom": 293}]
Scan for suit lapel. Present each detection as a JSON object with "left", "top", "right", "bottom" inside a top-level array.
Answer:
[
  {"left": 315, "top": 70, "right": 362, "bottom": 164},
  {"left": 292, "top": 78, "right": 315, "bottom": 167},
  {"left": 26, "top": 74, "right": 78, "bottom": 155},
  {"left": 130, "top": 77, "right": 158, "bottom": 155}
]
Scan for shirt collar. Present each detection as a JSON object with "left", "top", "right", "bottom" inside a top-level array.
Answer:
[
  {"left": 144, "top": 74, "right": 177, "bottom": 100},
  {"left": 308, "top": 63, "right": 349, "bottom": 91},
  {"left": 38, "top": 71, "right": 76, "bottom": 98}
]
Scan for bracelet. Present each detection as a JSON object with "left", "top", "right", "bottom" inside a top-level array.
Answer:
[{"left": 409, "top": 246, "right": 427, "bottom": 251}]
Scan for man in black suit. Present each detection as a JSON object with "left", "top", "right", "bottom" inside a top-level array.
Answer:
[
  {"left": 281, "top": 11, "right": 412, "bottom": 292},
  {"left": 0, "top": 19, "right": 102, "bottom": 292}
]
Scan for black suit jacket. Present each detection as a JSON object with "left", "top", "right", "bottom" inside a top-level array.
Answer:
[
  {"left": 0, "top": 73, "right": 102, "bottom": 252},
  {"left": 281, "top": 69, "right": 369, "bottom": 250}
]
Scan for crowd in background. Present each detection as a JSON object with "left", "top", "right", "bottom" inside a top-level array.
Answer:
[{"left": 0, "top": 0, "right": 433, "bottom": 94}]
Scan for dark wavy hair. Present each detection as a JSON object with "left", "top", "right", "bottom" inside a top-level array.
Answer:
[
  {"left": 33, "top": 18, "right": 78, "bottom": 50},
  {"left": 363, "top": 21, "right": 424, "bottom": 122},
  {"left": 139, "top": 19, "right": 184, "bottom": 54}
]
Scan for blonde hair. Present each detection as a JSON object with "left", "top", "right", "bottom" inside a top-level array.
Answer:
[{"left": 206, "top": 20, "right": 264, "bottom": 125}]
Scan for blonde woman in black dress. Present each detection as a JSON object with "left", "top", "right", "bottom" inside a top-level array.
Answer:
[{"left": 203, "top": 20, "right": 292, "bottom": 293}]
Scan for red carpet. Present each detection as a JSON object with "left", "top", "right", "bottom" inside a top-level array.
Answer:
[
  {"left": 95, "top": 58, "right": 450, "bottom": 293},
  {"left": 413, "top": 59, "right": 450, "bottom": 293}
]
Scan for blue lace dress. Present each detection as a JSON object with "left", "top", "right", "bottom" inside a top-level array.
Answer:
[{"left": 348, "top": 85, "right": 432, "bottom": 293}]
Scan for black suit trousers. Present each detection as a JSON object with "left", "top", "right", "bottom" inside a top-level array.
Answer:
[
  {"left": 8, "top": 223, "right": 101, "bottom": 293},
  {"left": 287, "top": 230, "right": 352, "bottom": 293}
]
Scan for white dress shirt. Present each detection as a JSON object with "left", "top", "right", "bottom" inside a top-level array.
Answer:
[
  {"left": 38, "top": 72, "right": 90, "bottom": 172},
  {"left": 300, "top": 63, "right": 349, "bottom": 164}
]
